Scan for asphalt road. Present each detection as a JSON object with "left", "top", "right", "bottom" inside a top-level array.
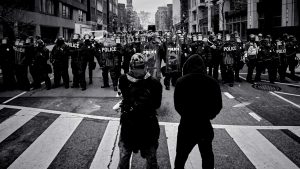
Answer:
[{"left": 0, "top": 64, "right": 299, "bottom": 169}]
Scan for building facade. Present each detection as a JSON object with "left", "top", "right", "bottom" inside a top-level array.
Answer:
[
  {"left": 187, "top": 0, "right": 299, "bottom": 40},
  {"left": 118, "top": 3, "right": 126, "bottom": 32},
  {"left": 155, "top": 7, "right": 168, "bottom": 31}
]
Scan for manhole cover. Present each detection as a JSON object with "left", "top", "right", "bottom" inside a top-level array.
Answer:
[{"left": 252, "top": 83, "right": 281, "bottom": 91}]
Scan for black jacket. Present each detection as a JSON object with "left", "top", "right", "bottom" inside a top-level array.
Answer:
[
  {"left": 119, "top": 72, "right": 162, "bottom": 150},
  {"left": 174, "top": 54, "right": 222, "bottom": 130}
]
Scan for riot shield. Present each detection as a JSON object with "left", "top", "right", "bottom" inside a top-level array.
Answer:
[
  {"left": 142, "top": 43, "right": 159, "bottom": 78},
  {"left": 166, "top": 43, "right": 181, "bottom": 73}
]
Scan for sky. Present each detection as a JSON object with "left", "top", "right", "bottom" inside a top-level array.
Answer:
[{"left": 118, "top": 0, "right": 173, "bottom": 21}]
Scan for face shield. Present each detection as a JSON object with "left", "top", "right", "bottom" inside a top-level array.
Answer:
[
  {"left": 2, "top": 38, "right": 7, "bottom": 44},
  {"left": 197, "top": 34, "right": 203, "bottom": 41},
  {"left": 226, "top": 34, "right": 230, "bottom": 41}
]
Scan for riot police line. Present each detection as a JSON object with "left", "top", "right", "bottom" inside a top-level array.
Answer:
[{"left": 0, "top": 31, "right": 299, "bottom": 92}]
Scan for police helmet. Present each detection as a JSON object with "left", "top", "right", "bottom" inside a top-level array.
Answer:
[{"left": 36, "top": 39, "right": 45, "bottom": 47}]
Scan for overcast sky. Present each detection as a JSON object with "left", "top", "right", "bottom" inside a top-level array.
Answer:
[{"left": 118, "top": 0, "right": 173, "bottom": 13}]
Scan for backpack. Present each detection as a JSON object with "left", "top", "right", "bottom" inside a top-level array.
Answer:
[{"left": 126, "top": 77, "right": 153, "bottom": 114}]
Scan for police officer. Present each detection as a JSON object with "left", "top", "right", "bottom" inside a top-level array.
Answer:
[
  {"left": 211, "top": 33, "right": 223, "bottom": 80},
  {"left": 70, "top": 34, "right": 82, "bottom": 88},
  {"left": 234, "top": 34, "right": 244, "bottom": 82},
  {"left": 162, "top": 34, "right": 180, "bottom": 90},
  {"left": 221, "top": 33, "right": 237, "bottom": 87},
  {"left": 277, "top": 34, "right": 288, "bottom": 82},
  {"left": 286, "top": 35, "right": 298, "bottom": 80},
  {"left": 101, "top": 34, "right": 122, "bottom": 91},
  {"left": 14, "top": 37, "right": 31, "bottom": 91},
  {"left": 30, "top": 39, "right": 51, "bottom": 90},
  {"left": 245, "top": 34, "right": 259, "bottom": 83},
  {"left": 79, "top": 34, "right": 96, "bottom": 90},
  {"left": 0, "top": 37, "right": 16, "bottom": 90},
  {"left": 50, "top": 36, "right": 70, "bottom": 88}
]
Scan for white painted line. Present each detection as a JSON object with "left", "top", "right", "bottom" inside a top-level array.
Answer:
[
  {"left": 289, "top": 128, "right": 300, "bottom": 138},
  {"left": 89, "top": 121, "right": 120, "bottom": 169},
  {"left": 261, "top": 80, "right": 300, "bottom": 88},
  {"left": 8, "top": 114, "right": 83, "bottom": 169},
  {"left": 165, "top": 125, "right": 178, "bottom": 169},
  {"left": 0, "top": 105, "right": 300, "bottom": 131},
  {"left": 239, "top": 76, "right": 247, "bottom": 80},
  {"left": 1, "top": 104, "right": 120, "bottom": 122},
  {"left": 226, "top": 127, "right": 299, "bottom": 169},
  {"left": 186, "top": 145, "right": 202, "bottom": 169},
  {"left": 249, "top": 112, "right": 262, "bottom": 122},
  {"left": 270, "top": 92, "right": 300, "bottom": 109},
  {"left": 274, "top": 91, "right": 300, "bottom": 97},
  {"left": 0, "top": 110, "right": 39, "bottom": 143},
  {"left": 224, "top": 92, "right": 235, "bottom": 99},
  {"left": 109, "top": 128, "right": 120, "bottom": 169},
  {"left": 2, "top": 91, "right": 27, "bottom": 104}
]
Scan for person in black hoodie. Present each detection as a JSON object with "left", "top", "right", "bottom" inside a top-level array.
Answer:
[
  {"left": 118, "top": 53, "right": 162, "bottom": 169},
  {"left": 174, "top": 54, "right": 222, "bottom": 169}
]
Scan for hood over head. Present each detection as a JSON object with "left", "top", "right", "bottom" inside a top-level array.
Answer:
[{"left": 182, "top": 54, "right": 207, "bottom": 76}]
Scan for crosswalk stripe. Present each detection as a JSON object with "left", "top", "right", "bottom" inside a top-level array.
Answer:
[
  {"left": 165, "top": 125, "right": 202, "bottom": 169},
  {"left": 0, "top": 109, "right": 39, "bottom": 143},
  {"left": 186, "top": 145, "right": 202, "bottom": 169},
  {"left": 8, "top": 114, "right": 83, "bottom": 169},
  {"left": 165, "top": 125, "right": 178, "bottom": 169},
  {"left": 226, "top": 127, "right": 299, "bottom": 169},
  {"left": 89, "top": 120, "right": 120, "bottom": 169},
  {"left": 289, "top": 127, "right": 300, "bottom": 138}
]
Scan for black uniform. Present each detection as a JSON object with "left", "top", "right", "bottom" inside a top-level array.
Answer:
[
  {"left": 245, "top": 41, "right": 259, "bottom": 83},
  {"left": 79, "top": 40, "right": 96, "bottom": 90},
  {"left": 162, "top": 41, "right": 181, "bottom": 89},
  {"left": 30, "top": 45, "right": 51, "bottom": 89},
  {"left": 14, "top": 41, "right": 31, "bottom": 91},
  {"left": 70, "top": 41, "right": 82, "bottom": 88},
  {"left": 101, "top": 39, "right": 122, "bottom": 91},
  {"left": 276, "top": 39, "right": 288, "bottom": 82},
  {"left": 221, "top": 40, "right": 237, "bottom": 86},
  {"left": 50, "top": 40, "right": 70, "bottom": 88},
  {"left": 286, "top": 38, "right": 298, "bottom": 79},
  {"left": 212, "top": 39, "right": 223, "bottom": 80},
  {"left": 0, "top": 40, "right": 16, "bottom": 90}
]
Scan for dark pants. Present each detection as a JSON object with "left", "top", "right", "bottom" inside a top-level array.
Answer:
[
  {"left": 71, "top": 62, "right": 80, "bottom": 87},
  {"left": 102, "top": 66, "right": 119, "bottom": 87},
  {"left": 287, "top": 55, "right": 296, "bottom": 76},
  {"left": 278, "top": 55, "right": 288, "bottom": 81},
  {"left": 53, "top": 64, "right": 69, "bottom": 88},
  {"left": 213, "top": 58, "right": 222, "bottom": 80},
  {"left": 246, "top": 59, "right": 256, "bottom": 82},
  {"left": 79, "top": 61, "right": 88, "bottom": 89},
  {"left": 1, "top": 64, "right": 16, "bottom": 90},
  {"left": 175, "top": 125, "right": 214, "bottom": 169},
  {"left": 30, "top": 66, "right": 51, "bottom": 89},
  {"left": 221, "top": 64, "right": 234, "bottom": 84},
  {"left": 15, "top": 65, "right": 30, "bottom": 90},
  {"left": 118, "top": 136, "right": 158, "bottom": 169}
]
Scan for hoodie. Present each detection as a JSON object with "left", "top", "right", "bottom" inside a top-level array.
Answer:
[
  {"left": 174, "top": 54, "right": 222, "bottom": 127},
  {"left": 118, "top": 69, "right": 163, "bottom": 150}
]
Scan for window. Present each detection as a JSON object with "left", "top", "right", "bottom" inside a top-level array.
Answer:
[
  {"left": 97, "top": 0, "right": 103, "bottom": 12},
  {"left": 40, "top": 0, "right": 55, "bottom": 15},
  {"left": 109, "top": 2, "right": 112, "bottom": 12},
  {"left": 193, "top": 11, "right": 197, "bottom": 21},
  {"left": 78, "top": 10, "right": 83, "bottom": 22},
  {"left": 62, "top": 4, "right": 71, "bottom": 19}
]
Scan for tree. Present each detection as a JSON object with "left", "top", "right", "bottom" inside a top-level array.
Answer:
[{"left": 0, "top": 0, "right": 34, "bottom": 39}]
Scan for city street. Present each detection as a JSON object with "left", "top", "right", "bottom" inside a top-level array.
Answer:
[{"left": 0, "top": 64, "right": 299, "bottom": 169}]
